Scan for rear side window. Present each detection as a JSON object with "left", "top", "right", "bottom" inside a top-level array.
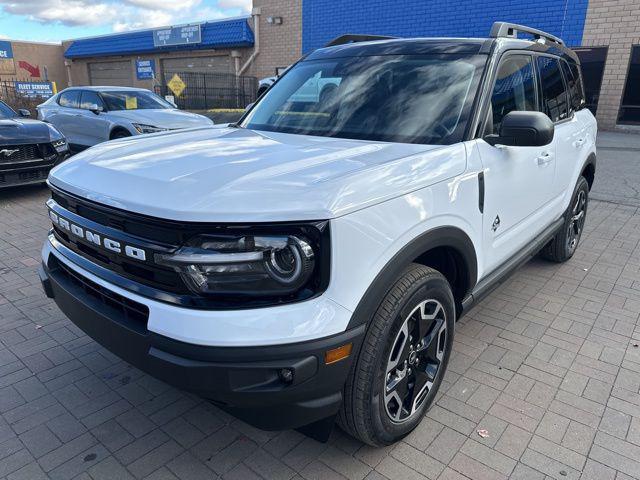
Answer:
[
  {"left": 561, "top": 60, "right": 585, "bottom": 112},
  {"left": 489, "top": 55, "right": 537, "bottom": 133},
  {"left": 536, "top": 56, "right": 569, "bottom": 122},
  {"left": 58, "top": 90, "right": 80, "bottom": 108}
]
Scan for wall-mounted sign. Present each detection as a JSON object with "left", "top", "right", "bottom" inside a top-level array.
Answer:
[
  {"left": 136, "top": 59, "right": 156, "bottom": 80},
  {"left": 0, "top": 40, "right": 13, "bottom": 59},
  {"left": 0, "top": 40, "right": 15, "bottom": 75},
  {"left": 153, "top": 24, "right": 201, "bottom": 47},
  {"left": 15, "top": 81, "right": 54, "bottom": 98}
]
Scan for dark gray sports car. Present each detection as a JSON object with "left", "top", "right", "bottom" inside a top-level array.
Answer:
[{"left": 0, "top": 100, "right": 70, "bottom": 189}]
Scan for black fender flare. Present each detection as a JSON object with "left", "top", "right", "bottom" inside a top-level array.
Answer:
[
  {"left": 346, "top": 226, "right": 478, "bottom": 330},
  {"left": 581, "top": 152, "right": 596, "bottom": 188}
]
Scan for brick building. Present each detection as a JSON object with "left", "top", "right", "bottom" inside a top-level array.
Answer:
[
  {"left": 250, "top": 0, "right": 640, "bottom": 131},
  {"left": 54, "top": 0, "right": 639, "bottom": 130},
  {"left": 0, "top": 40, "right": 67, "bottom": 89}
]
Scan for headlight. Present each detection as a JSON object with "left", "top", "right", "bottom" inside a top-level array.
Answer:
[
  {"left": 132, "top": 123, "right": 170, "bottom": 134},
  {"left": 46, "top": 124, "right": 68, "bottom": 152},
  {"left": 156, "top": 233, "right": 319, "bottom": 297},
  {"left": 154, "top": 222, "right": 330, "bottom": 302},
  {"left": 51, "top": 138, "right": 68, "bottom": 153}
]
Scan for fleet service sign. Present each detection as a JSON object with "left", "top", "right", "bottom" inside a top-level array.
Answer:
[
  {"left": 15, "top": 81, "right": 54, "bottom": 98},
  {"left": 136, "top": 59, "right": 156, "bottom": 80},
  {"left": 0, "top": 41, "right": 15, "bottom": 75},
  {"left": 153, "top": 24, "right": 201, "bottom": 47}
]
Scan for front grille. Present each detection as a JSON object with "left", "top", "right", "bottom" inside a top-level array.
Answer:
[
  {"left": 0, "top": 144, "right": 42, "bottom": 163},
  {"left": 0, "top": 167, "right": 51, "bottom": 185},
  {"left": 51, "top": 221, "right": 184, "bottom": 294},
  {"left": 48, "top": 186, "right": 329, "bottom": 309},
  {"left": 53, "top": 256, "right": 149, "bottom": 331}
]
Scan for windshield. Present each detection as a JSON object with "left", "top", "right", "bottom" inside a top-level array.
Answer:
[
  {"left": 101, "top": 91, "right": 173, "bottom": 111},
  {"left": 0, "top": 101, "right": 17, "bottom": 119},
  {"left": 241, "top": 54, "right": 486, "bottom": 144}
]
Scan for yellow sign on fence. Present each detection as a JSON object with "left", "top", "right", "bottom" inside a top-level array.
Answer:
[{"left": 167, "top": 74, "right": 186, "bottom": 98}]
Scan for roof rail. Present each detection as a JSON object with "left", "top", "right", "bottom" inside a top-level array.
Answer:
[
  {"left": 323, "top": 34, "right": 397, "bottom": 48},
  {"left": 490, "top": 22, "right": 565, "bottom": 46}
]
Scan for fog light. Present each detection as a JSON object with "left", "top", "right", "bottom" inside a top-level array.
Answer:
[
  {"left": 325, "top": 343, "right": 353, "bottom": 365},
  {"left": 279, "top": 368, "right": 294, "bottom": 384}
]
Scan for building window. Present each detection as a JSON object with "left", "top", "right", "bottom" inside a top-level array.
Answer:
[
  {"left": 619, "top": 46, "right": 640, "bottom": 125},
  {"left": 573, "top": 47, "right": 607, "bottom": 116}
]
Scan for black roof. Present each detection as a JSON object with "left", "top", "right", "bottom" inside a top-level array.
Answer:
[
  {"left": 304, "top": 36, "right": 579, "bottom": 64},
  {"left": 305, "top": 38, "right": 491, "bottom": 60}
]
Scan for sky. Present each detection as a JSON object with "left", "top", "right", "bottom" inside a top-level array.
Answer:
[{"left": 0, "top": 0, "right": 252, "bottom": 43}]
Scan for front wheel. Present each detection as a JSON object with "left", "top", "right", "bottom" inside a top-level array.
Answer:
[
  {"left": 338, "top": 264, "right": 455, "bottom": 446},
  {"left": 541, "top": 176, "right": 589, "bottom": 263},
  {"left": 111, "top": 129, "right": 132, "bottom": 140}
]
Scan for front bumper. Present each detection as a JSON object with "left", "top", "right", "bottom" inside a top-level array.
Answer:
[
  {"left": 40, "top": 248, "right": 364, "bottom": 431},
  {"left": 0, "top": 152, "right": 69, "bottom": 189}
]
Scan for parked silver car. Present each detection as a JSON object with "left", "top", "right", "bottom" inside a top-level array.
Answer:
[{"left": 37, "top": 86, "right": 213, "bottom": 151}]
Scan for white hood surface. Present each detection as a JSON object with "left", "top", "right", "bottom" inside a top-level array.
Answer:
[
  {"left": 49, "top": 127, "right": 465, "bottom": 222},
  {"left": 107, "top": 109, "right": 213, "bottom": 129}
]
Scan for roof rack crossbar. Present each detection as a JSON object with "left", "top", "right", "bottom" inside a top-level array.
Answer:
[
  {"left": 323, "top": 34, "right": 397, "bottom": 48},
  {"left": 490, "top": 22, "right": 565, "bottom": 46}
]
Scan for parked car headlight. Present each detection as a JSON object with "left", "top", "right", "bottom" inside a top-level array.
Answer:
[
  {"left": 155, "top": 224, "right": 329, "bottom": 298},
  {"left": 132, "top": 123, "right": 170, "bottom": 134},
  {"left": 47, "top": 124, "right": 69, "bottom": 152}
]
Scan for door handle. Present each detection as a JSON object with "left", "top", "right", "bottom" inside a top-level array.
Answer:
[
  {"left": 573, "top": 138, "right": 585, "bottom": 148},
  {"left": 537, "top": 152, "right": 553, "bottom": 166}
]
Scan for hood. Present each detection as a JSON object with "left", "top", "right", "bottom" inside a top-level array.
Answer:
[
  {"left": 49, "top": 127, "right": 466, "bottom": 222},
  {"left": 0, "top": 118, "right": 52, "bottom": 144},
  {"left": 106, "top": 109, "right": 213, "bottom": 129}
]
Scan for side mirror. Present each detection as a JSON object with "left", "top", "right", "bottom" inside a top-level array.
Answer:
[
  {"left": 18, "top": 109, "right": 31, "bottom": 118},
  {"left": 87, "top": 103, "right": 103, "bottom": 114},
  {"left": 485, "top": 111, "right": 554, "bottom": 147}
]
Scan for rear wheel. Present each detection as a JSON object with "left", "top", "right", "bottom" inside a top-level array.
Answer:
[
  {"left": 338, "top": 264, "right": 455, "bottom": 445},
  {"left": 541, "top": 176, "right": 589, "bottom": 263}
]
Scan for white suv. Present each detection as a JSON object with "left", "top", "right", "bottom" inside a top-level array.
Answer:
[{"left": 40, "top": 23, "right": 596, "bottom": 446}]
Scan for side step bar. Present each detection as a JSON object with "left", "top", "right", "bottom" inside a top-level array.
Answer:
[{"left": 460, "top": 216, "right": 565, "bottom": 316}]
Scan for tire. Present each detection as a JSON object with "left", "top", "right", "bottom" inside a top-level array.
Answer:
[
  {"left": 111, "top": 129, "right": 131, "bottom": 140},
  {"left": 338, "top": 264, "right": 455, "bottom": 446},
  {"left": 541, "top": 176, "right": 589, "bottom": 263}
]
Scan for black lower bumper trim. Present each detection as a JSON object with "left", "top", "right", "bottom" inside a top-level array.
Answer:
[{"left": 41, "top": 256, "right": 364, "bottom": 431}]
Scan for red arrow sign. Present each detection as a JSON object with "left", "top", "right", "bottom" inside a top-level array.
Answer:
[{"left": 18, "top": 61, "right": 40, "bottom": 78}]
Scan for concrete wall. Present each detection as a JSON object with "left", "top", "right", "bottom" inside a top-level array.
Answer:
[
  {"left": 582, "top": 0, "right": 640, "bottom": 130},
  {"left": 0, "top": 41, "right": 67, "bottom": 90},
  {"left": 249, "top": 0, "right": 303, "bottom": 80}
]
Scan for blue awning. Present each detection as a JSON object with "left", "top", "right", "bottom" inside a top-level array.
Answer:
[{"left": 65, "top": 18, "right": 254, "bottom": 59}]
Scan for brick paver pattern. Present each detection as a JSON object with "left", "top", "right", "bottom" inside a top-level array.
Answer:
[{"left": 0, "top": 182, "right": 639, "bottom": 480}]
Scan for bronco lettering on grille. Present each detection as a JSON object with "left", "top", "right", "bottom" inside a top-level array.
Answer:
[{"left": 49, "top": 210, "right": 147, "bottom": 262}]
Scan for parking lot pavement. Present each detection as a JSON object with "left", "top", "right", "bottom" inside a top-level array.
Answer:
[
  {"left": 1, "top": 138, "right": 640, "bottom": 480},
  {"left": 590, "top": 132, "right": 640, "bottom": 208}
]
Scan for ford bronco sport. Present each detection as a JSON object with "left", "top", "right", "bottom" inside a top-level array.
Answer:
[{"left": 40, "top": 22, "right": 596, "bottom": 446}]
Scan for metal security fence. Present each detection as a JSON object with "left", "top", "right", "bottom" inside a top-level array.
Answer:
[
  {"left": 0, "top": 79, "right": 51, "bottom": 114},
  {"left": 155, "top": 72, "right": 257, "bottom": 110}
]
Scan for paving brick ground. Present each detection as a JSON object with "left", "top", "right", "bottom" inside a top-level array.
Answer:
[{"left": 0, "top": 133, "right": 639, "bottom": 479}]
